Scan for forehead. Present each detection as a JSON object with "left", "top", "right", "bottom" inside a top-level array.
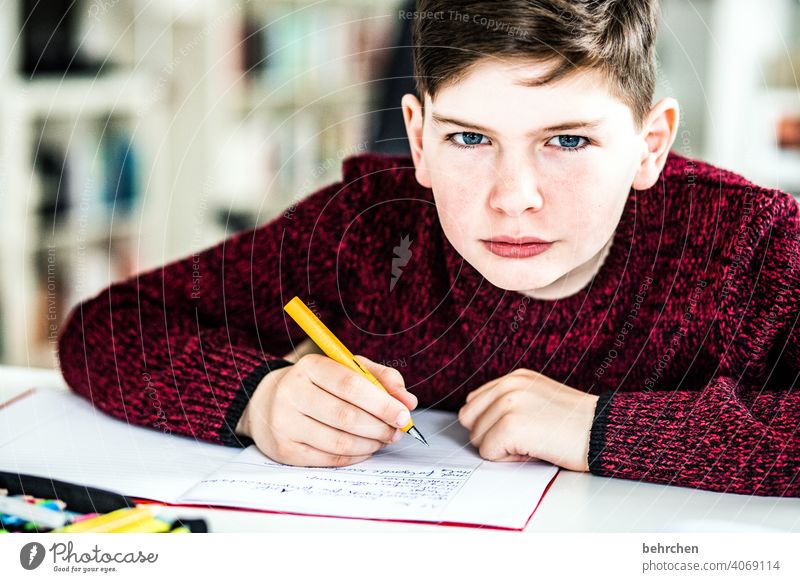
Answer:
[{"left": 426, "top": 58, "right": 634, "bottom": 131}]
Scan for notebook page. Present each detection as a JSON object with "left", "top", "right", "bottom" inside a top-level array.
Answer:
[
  {"left": 178, "top": 409, "right": 559, "bottom": 529},
  {"left": 0, "top": 390, "right": 238, "bottom": 502}
]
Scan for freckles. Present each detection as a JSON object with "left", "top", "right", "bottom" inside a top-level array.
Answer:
[
  {"left": 544, "top": 179, "right": 583, "bottom": 219},
  {"left": 433, "top": 168, "right": 489, "bottom": 220},
  {"left": 544, "top": 184, "right": 599, "bottom": 243},
  {"left": 433, "top": 181, "right": 472, "bottom": 215},
  {"left": 448, "top": 165, "right": 486, "bottom": 196},
  {"left": 572, "top": 201, "right": 603, "bottom": 234},
  {"left": 432, "top": 174, "right": 477, "bottom": 208},
  {"left": 433, "top": 191, "right": 477, "bottom": 240},
  {"left": 547, "top": 164, "right": 590, "bottom": 191}
]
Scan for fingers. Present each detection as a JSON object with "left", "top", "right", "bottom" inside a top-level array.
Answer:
[
  {"left": 301, "top": 354, "right": 412, "bottom": 429},
  {"left": 467, "top": 393, "right": 517, "bottom": 449},
  {"left": 477, "top": 416, "right": 527, "bottom": 461},
  {"left": 464, "top": 376, "right": 503, "bottom": 404},
  {"left": 492, "top": 454, "right": 533, "bottom": 462},
  {"left": 459, "top": 382, "right": 510, "bottom": 430},
  {"left": 355, "top": 355, "right": 418, "bottom": 411},
  {"left": 291, "top": 441, "right": 373, "bottom": 468},
  {"left": 295, "top": 382, "right": 401, "bottom": 443},
  {"left": 296, "top": 413, "right": 389, "bottom": 458}
]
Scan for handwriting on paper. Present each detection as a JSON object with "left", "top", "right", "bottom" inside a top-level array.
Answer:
[{"left": 198, "top": 462, "right": 475, "bottom": 509}]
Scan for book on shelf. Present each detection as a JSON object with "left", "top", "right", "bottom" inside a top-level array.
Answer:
[
  {"left": 35, "top": 118, "right": 141, "bottom": 228},
  {"left": 21, "top": 0, "right": 106, "bottom": 76},
  {"left": 242, "top": 3, "right": 392, "bottom": 98},
  {"left": 30, "top": 116, "right": 142, "bottom": 365}
]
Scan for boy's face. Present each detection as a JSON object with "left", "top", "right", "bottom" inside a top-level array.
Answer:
[{"left": 404, "top": 59, "right": 661, "bottom": 299}]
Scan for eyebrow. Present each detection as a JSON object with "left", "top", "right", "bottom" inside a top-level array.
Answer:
[{"left": 431, "top": 113, "right": 605, "bottom": 134}]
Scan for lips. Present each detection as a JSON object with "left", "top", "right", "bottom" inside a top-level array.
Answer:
[
  {"left": 484, "top": 235, "right": 551, "bottom": 245},
  {"left": 481, "top": 236, "right": 553, "bottom": 258}
]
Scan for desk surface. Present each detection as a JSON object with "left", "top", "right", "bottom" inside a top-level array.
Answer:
[{"left": 2, "top": 365, "right": 798, "bottom": 533}]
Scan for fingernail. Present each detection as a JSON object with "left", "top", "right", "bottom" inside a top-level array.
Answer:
[
  {"left": 391, "top": 429, "right": 403, "bottom": 443},
  {"left": 395, "top": 410, "right": 410, "bottom": 427}
]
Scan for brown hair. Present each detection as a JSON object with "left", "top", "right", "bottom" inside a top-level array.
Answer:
[{"left": 411, "top": 0, "right": 660, "bottom": 125}]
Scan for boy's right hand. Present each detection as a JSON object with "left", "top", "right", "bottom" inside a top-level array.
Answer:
[{"left": 235, "top": 354, "right": 418, "bottom": 467}]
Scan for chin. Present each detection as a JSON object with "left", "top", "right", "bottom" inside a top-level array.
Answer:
[{"left": 475, "top": 262, "right": 560, "bottom": 292}]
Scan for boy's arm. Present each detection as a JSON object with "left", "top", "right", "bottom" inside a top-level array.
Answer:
[
  {"left": 589, "top": 196, "right": 800, "bottom": 496},
  {"left": 589, "top": 375, "right": 799, "bottom": 496},
  {"left": 57, "top": 181, "right": 351, "bottom": 447}
]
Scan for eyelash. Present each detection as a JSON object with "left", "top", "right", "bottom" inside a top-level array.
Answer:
[
  {"left": 549, "top": 135, "right": 590, "bottom": 153},
  {"left": 445, "top": 132, "right": 489, "bottom": 150},
  {"left": 444, "top": 132, "right": 591, "bottom": 152}
]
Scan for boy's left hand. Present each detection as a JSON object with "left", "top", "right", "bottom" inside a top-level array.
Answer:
[{"left": 458, "top": 369, "right": 599, "bottom": 472}]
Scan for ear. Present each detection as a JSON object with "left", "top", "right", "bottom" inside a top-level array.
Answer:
[
  {"left": 401, "top": 93, "right": 432, "bottom": 188},
  {"left": 632, "top": 97, "right": 680, "bottom": 191}
]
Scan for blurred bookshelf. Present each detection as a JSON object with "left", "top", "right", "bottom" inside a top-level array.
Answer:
[
  {"left": 216, "top": 0, "right": 397, "bottom": 232},
  {"left": 657, "top": 0, "right": 800, "bottom": 198},
  {"left": 2, "top": 0, "right": 795, "bottom": 369},
  {"left": 0, "top": 0, "right": 401, "bottom": 367}
]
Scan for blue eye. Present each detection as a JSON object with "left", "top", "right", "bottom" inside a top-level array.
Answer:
[
  {"left": 448, "top": 132, "right": 490, "bottom": 148},
  {"left": 547, "top": 135, "right": 588, "bottom": 150}
]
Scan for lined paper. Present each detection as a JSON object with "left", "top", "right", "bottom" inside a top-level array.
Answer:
[
  {"left": 0, "top": 390, "right": 558, "bottom": 529},
  {"left": 179, "top": 409, "right": 558, "bottom": 529}
]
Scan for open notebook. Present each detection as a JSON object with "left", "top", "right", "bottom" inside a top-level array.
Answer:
[{"left": 0, "top": 390, "right": 558, "bottom": 530}]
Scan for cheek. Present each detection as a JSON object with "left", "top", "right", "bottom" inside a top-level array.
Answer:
[
  {"left": 428, "top": 153, "right": 494, "bottom": 238},
  {"left": 541, "top": 159, "right": 624, "bottom": 243},
  {"left": 541, "top": 168, "right": 590, "bottom": 223},
  {"left": 425, "top": 134, "right": 495, "bottom": 185},
  {"left": 431, "top": 183, "right": 485, "bottom": 244},
  {"left": 430, "top": 150, "right": 492, "bottom": 192}
]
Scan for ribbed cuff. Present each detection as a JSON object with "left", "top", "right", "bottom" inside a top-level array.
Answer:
[
  {"left": 587, "top": 391, "right": 616, "bottom": 472},
  {"left": 218, "top": 358, "right": 295, "bottom": 447}
]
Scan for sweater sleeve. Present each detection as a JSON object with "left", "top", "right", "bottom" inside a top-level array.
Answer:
[
  {"left": 57, "top": 180, "right": 352, "bottom": 447},
  {"left": 589, "top": 195, "right": 800, "bottom": 496}
]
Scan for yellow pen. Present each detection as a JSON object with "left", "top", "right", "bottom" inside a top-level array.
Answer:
[
  {"left": 284, "top": 296, "right": 428, "bottom": 446},
  {"left": 53, "top": 507, "right": 153, "bottom": 533},
  {"left": 111, "top": 518, "right": 171, "bottom": 533}
]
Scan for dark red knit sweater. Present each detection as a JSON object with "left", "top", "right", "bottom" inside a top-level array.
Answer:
[{"left": 58, "top": 152, "right": 800, "bottom": 497}]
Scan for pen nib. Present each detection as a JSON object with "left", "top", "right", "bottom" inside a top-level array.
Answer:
[{"left": 407, "top": 426, "right": 429, "bottom": 446}]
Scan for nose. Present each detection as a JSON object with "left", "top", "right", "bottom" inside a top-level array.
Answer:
[{"left": 488, "top": 153, "right": 544, "bottom": 216}]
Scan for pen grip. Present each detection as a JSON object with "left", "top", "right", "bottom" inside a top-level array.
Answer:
[
  {"left": 284, "top": 297, "right": 388, "bottom": 394},
  {"left": 284, "top": 296, "right": 415, "bottom": 433}
]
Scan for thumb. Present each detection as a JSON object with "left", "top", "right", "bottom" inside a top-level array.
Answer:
[{"left": 354, "top": 354, "right": 418, "bottom": 410}]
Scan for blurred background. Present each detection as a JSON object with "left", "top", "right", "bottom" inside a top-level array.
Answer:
[{"left": 0, "top": 0, "right": 798, "bottom": 368}]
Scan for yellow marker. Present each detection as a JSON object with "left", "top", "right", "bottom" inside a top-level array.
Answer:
[
  {"left": 53, "top": 507, "right": 153, "bottom": 533},
  {"left": 284, "top": 296, "right": 428, "bottom": 446},
  {"left": 111, "top": 518, "right": 171, "bottom": 533}
]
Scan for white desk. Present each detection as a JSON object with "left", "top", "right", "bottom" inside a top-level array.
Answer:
[{"left": 2, "top": 365, "right": 798, "bottom": 533}]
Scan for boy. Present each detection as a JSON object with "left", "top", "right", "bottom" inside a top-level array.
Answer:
[{"left": 59, "top": 0, "right": 799, "bottom": 496}]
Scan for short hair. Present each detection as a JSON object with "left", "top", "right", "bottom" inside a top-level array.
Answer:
[{"left": 411, "top": 0, "right": 660, "bottom": 125}]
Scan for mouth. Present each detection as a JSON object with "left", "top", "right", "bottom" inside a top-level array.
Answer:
[{"left": 481, "top": 236, "right": 554, "bottom": 259}]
